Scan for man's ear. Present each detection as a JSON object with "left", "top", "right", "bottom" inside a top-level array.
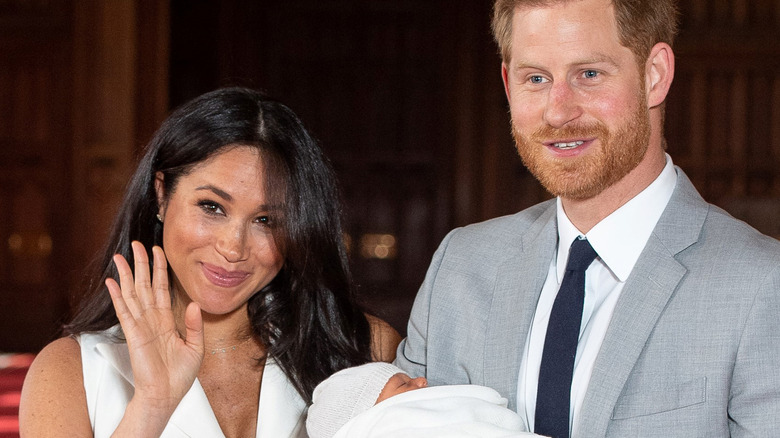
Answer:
[
  {"left": 645, "top": 42, "right": 675, "bottom": 108},
  {"left": 154, "top": 171, "right": 167, "bottom": 218},
  {"left": 501, "top": 62, "right": 512, "bottom": 102}
]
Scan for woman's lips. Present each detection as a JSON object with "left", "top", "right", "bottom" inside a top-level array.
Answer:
[{"left": 201, "top": 263, "right": 251, "bottom": 288}]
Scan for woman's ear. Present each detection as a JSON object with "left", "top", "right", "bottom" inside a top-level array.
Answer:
[
  {"left": 645, "top": 42, "right": 675, "bottom": 109},
  {"left": 154, "top": 172, "right": 167, "bottom": 218}
]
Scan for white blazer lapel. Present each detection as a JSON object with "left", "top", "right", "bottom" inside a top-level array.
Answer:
[
  {"left": 91, "top": 340, "right": 136, "bottom": 436},
  {"left": 95, "top": 341, "right": 134, "bottom": 385},
  {"left": 167, "top": 379, "right": 226, "bottom": 437},
  {"left": 256, "top": 359, "right": 307, "bottom": 438},
  {"left": 94, "top": 340, "right": 224, "bottom": 437},
  {"left": 94, "top": 341, "right": 306, "bottom": 437},
  {"left": 167, "top": 359, "right": 308, "bottom": 437}
]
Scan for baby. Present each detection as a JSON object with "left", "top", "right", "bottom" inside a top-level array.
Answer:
[{"left": 307, "top": 362, "right": 543, "bottom": 438}]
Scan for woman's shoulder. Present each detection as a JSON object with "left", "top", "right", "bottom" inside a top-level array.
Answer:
[
  {"left": 24, "top": 336, "right": 83, "bottom": 387},
  {"left": 19, "top": 336, "right": 92, "bottom": 435}
]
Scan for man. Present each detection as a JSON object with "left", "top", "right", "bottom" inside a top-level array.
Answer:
[{"left": 394, "top": 0, "right": 780, "bottom": 437}]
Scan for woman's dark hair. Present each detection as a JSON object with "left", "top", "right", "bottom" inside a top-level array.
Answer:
[{"left": 65, "top": 87, "right": 372, "bottom": 402}]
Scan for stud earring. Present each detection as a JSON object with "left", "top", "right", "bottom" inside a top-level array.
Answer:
[{"left": 156, "top": 213, "right": 163, "bottom": 223}]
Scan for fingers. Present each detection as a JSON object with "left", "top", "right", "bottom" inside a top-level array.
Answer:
[
  {"left": 106, "top": 276, "right": 138, "bottom": 331},
  {"left": 111, "top": 242, "right": 171, "bottom": 320},
  {"left": 183, "top": 302, "right": 204, "bottom": 354},
  {"left": 151, "top": 246, "right": 171, "bottom": 309},
  {"left": 113, "top": 252, "right": 143, "bottom": 319},
  {"left": 131, "top": 241, "right": 155, "bottom": 308}
]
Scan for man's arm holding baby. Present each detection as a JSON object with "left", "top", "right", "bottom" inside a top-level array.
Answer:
[{"left": 394, "top": 230, "right": 456, "bottom": 377}]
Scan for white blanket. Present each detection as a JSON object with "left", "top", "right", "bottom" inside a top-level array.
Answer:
[{"left": 332, "top": 384, "right": 543, "bottom": 438}]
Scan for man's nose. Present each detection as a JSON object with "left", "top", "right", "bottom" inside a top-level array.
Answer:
[{"left": 543, "top": 81, "right": 583, "bottom": 128}]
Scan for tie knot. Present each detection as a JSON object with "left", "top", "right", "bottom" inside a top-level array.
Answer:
[{"left": 566, "top": 238, "right": 598, "bottom": 272}]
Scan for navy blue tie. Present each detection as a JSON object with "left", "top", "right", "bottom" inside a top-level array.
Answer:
[{"left": 535, "top": 238, "right": 598, "bottom": 438}]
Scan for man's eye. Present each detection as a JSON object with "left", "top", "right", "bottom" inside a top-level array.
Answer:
[
  {"left": 583, "top": 70, "right": 599, "bottom": 79},
  {"left": 529, "top": 75, "right": 547, "bottom": 84}
]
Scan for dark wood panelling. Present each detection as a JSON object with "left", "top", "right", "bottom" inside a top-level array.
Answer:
[
  {"left": 0, "top": 1, "right": 74, "bottom": 351},
  {"left": 3, "top": 1, "right": 776, "bottom": 351},
  {"left": 170, "top": 0, "right": 474, "bottom": 333},
  {"left": 0, "top": 1, "right": 169, "bottom": 352},
  {"left": 669, "top": 0, "right": 780, "bottom": 237},
  {"left": 170, "top": 0, "right": 780, "bottom": 334}
]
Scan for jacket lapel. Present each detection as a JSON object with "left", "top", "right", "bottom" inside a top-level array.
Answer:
[
  {"left": 95, "top": 340, "right": 225, "bottom": 437},
  {"left": 168, "top": 359, "right": 307, "bottom": 437},
  {"left": 485, "top": 201, "right": 558, "bottom": 412},
  {"left": 94, "top": 346, "right": 306, "bottom": 436},
  {"left": 256, "top": 360, "right": 307, "bottom": 438},
  {"left": 575, "top": 168, "right": 708, "bottom": 437},
  {"left": 167, "top": 379, "right": 226, "bottom": 437}
]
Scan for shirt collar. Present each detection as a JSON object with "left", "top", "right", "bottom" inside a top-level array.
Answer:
[{"left": 555, "top": 153, "right": 677, "bottom": 282}]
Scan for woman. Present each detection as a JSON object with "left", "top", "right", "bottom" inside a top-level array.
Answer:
[{"left": 20, "top": 87, "right": 399, "bottom": 437}]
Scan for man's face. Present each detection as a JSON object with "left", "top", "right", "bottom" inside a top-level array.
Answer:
[{"left": 502, "top": 0, "right": 651, "bottom": 201}]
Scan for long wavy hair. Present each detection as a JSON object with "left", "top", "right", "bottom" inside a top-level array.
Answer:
[{"left": 66, "top": 87, "right": 372, "bottom": 402}]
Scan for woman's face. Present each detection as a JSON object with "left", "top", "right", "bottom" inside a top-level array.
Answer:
[{"left": 156, "top": 145, "right": 284, "bottom": 316}]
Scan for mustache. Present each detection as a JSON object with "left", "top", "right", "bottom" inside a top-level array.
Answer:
[{"left": 528, "top": 122, "right": 610, "bottom": 142}]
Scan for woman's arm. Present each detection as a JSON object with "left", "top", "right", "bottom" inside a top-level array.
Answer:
[
  {"left": 366, "top": 314, "right": 402, "bottom": 362},
  {"left": 19, "top": 336, "right": 92, "bottom": 437},
  {"left": 19, "top": 335, "right": 195, "bottom": 438},
  {"left": 20, "top": 242, "right": 205, "bottom": 438},
  {"left": 103, "top": 243, "right": 204, "bottom": 437}
]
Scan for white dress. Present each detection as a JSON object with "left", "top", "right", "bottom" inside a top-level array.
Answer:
[{"left": 77, "top": 326, "right": 308, "bottom": 438}]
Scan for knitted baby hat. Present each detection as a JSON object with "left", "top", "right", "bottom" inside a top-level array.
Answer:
[{"left": 306, "top": 362, "right": 405, "bottom": 438}]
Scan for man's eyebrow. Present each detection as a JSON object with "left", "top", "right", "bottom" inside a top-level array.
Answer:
[
  {"left": 511, "top": 58, "right": 544, "bottom": 71},
  {"left": 571, "top": 53, "right": 620, "bottom": 68},
  {"left": 512, "top": 53, "right": 619, "bottom": 70}
]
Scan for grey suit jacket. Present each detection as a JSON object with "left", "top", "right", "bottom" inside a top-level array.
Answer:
[{"left": 395, "top": 168, "right": 780, "bottom": 437}]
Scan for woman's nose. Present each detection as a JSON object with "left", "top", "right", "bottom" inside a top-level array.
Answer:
[{"left": 215, "top": 223, "right": 248, "bottom": 262}]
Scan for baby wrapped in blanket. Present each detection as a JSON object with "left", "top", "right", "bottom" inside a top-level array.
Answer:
[{"left": 306, "top": 362, "right": 544, "bottom": 438}]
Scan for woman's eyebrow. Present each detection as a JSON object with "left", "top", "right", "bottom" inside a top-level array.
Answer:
[
  {"left": 195, "top": 184, "right": 280, "bottom": 212},
  {"left": 196, "top": 184, "right": 232, "bottom": 201}
]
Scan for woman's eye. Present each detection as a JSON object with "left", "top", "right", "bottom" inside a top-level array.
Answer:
[
  {"left": 255, "top": 215, "right": 271, "bottom": 226},
  {"left": 198, "top": 201, "right": 224, "bottom": 215}
]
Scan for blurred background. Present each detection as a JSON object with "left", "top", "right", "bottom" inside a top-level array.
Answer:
[{"left": 1, "top": 0, "right": 779, "bottom": 354}]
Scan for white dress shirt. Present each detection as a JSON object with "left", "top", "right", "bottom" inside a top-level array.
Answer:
[{"left": 517, "top": 154, "right": 678, "bottom": 436}]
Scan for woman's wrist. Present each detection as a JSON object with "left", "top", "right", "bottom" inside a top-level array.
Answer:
[{"left": 111, "top": 396, "right": 178, "bottom": 437}]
